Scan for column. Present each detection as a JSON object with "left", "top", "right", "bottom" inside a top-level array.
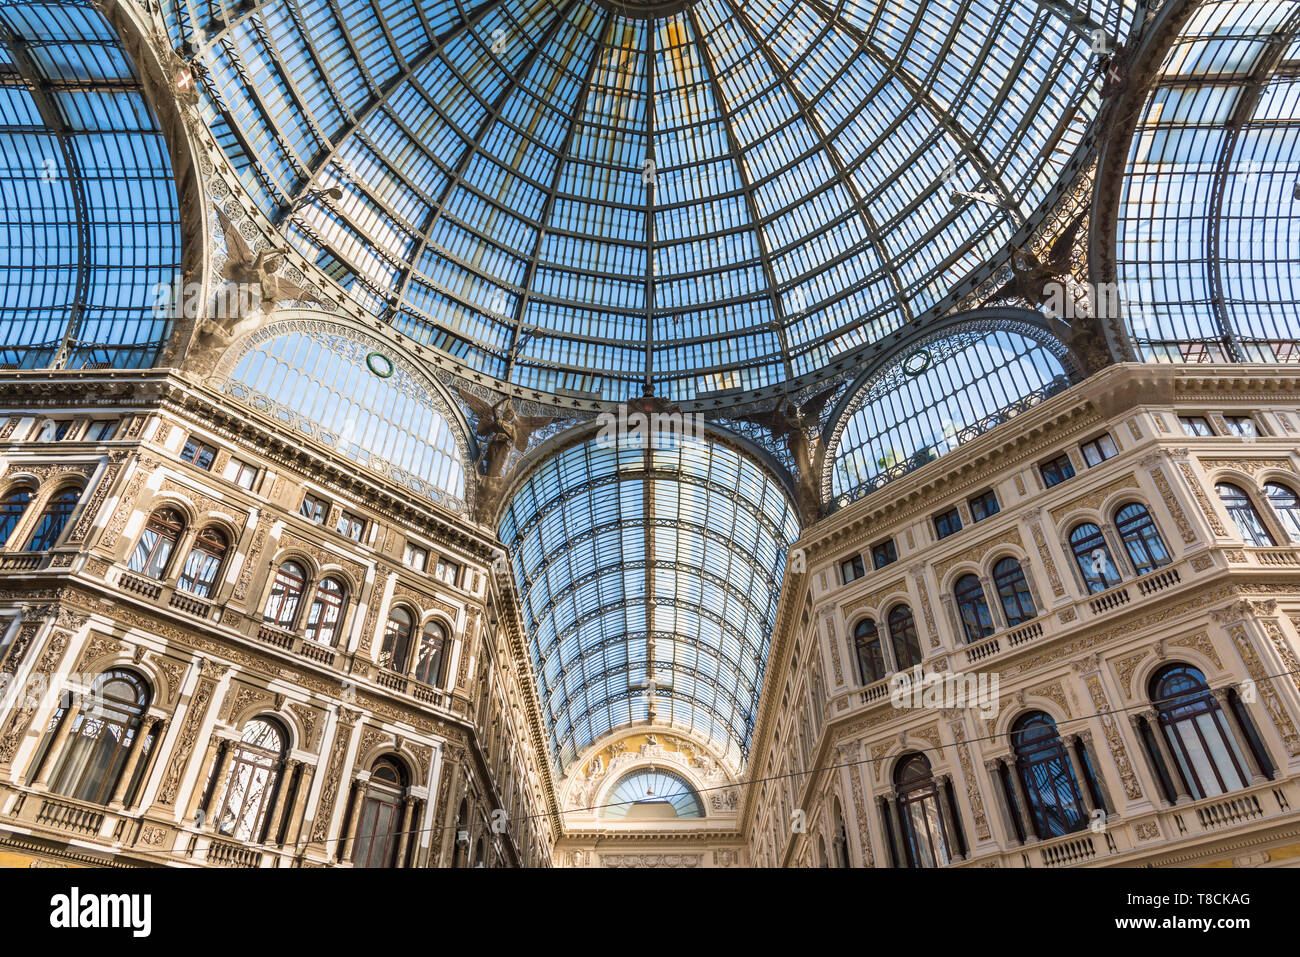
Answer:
[
  {"left": 263, "top": 760, "right": 300, "bottom": 845},
  {"left": 985, "top": 758, "right": 1024, "bottom": 846},
  {"left": 284, "top": 762, "right": 316, "bottom": 852},
  {"left": 393, "top": 795, "right": 416, "bottom": 868},
  {"left": 935, "top": 775, "right": 964, "bottom": 863},
  {"left": 981, "top": 576, "right": 1007, "bottom": 630},
  {"left": 1075, "top": 730, "right": 1115, "bottom": 815},
  {"left": 184, "top": 734, "right": 227, "bottom": 825},
  {"left": 337, "top": 776, "right": 365, "bottom": 863},
  {"left": 885, "top": 795, "right": 909, "bottom": 868},
  {"left": 1212, "top": 689, "right": 1269, "bottom": 785},
  {"left": 1005, "top": 758, "right": 1039, "bottom": 842},
  {"left": 1062, "top": 734, "right": 1097, "bottom": 815},
  {"left": 108, "top": 715, "right": 159, "bottom": 809},
  {"left": 1135, "top": 711, "right": 1191, "bottom": 804},
  {"left": 31, "top": 697, "right": 82, "bottom": 788},
  {"left": 204, "top": 739, "right": 236, "bottom": 830}
]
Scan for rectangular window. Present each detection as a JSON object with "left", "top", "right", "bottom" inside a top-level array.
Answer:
[
  {"left": 434, "top": 557, "right": 459, "bottom": 586},
  {"left": 1179, "top": 416, "right": 1214, "bottom": 437},
  {"left": 180, "top": 436, "right": 218, "bottom": 470},
  {"left": 227, "top": 459, "right": 257, "bottom": 490},
  {"left": 1039, "top": 453, "right": 1075, "bottom": 488},
  {"left": 84, "top": 420, "right": 116, "bottom": 441},
  {"left": 934, "top": 507, "right": 963, "bottom": 540},
  {"left": 336, "top": 511, "right": 366, "bottom": 541},
  {"left": 404, "top": 542, "right": 428, "bottom": 572},
  {"left": 300, "top": 494, "right": 328, "bottom": 524},
  {"left": 52, "top": 420, "right": 73, "bottom": 441},
  {"left": 1223, "top": 415, "right": 1258, "bottom": 437},
  {"left": 839, "top": 554, "right": 866, "bottom": 583},
  {"left": 968, "top": 489, "right": 1000, "bottom": 522},
  {"left": 871, "top": 539, "right": 897, "bottom": 569},
  {"left": 1080, "top": 433, "right": 1118, "bottom": 467}
]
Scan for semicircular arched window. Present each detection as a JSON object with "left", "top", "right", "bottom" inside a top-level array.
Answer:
[
  {"left": 601, "top": 768, "right": 705, "bottom": 821},
  {"left": 1068, "top": 522, "right": 1122, "bottom": 593},
  {"left": 222, "top": 331, "right": 466, "bottom": 508},
  {"left": 0, "top": 486, "right": 34, "bottom": 547},
  {"left": 216, "top": 718, "right": 287, "bottom": 843}
]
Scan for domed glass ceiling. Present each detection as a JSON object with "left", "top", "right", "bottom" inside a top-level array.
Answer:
[{"left": 164, "top": 0, "right": 1138, "bottom": 401}]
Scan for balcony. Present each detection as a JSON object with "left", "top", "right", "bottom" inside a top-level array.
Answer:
[{"left": 206, "top": 838, "right": 263, "bottom": 868}]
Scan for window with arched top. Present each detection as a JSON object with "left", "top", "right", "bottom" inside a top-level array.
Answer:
[
  {"left": 1215, "top": 483, "right": 1276, "bottom": 546},
  {"left": 954, "top": 574, "right": 994, "bottom": 643},
  {"left": 853, "top": 619, "right": 886, "bottom": 685},
  {"left": 379, "top": 607, "right": 414, "bottom": 673},
  {"left": 304, "top": 577, "right": 347, "bottom": 646},
  {"left": 25, "top": 485, "right": 81, "bottom": 551},
  {"left": 44, "top": 669, "right": 150, "bottom": 805},
  {"left": 992, "top": 557, "right": 1035, "bottom": 627},
  {"left": 601, "top": 767, "right": 704, "bottom": 820},
  {"left": 177, "top": 526, "right": 228, "bottom": 598},
  {"left": 217, "top": 718, "right": 287, "bottom": 843},
  {"left": 129, "top": 507, "right": 184, "bottom": 579},
  {"left": 0, "top": 486, "right": 33, "bottom": 547},
  {"left": 1011, "top": 712, "right": 1091, "bottom": 839},
  {"left": 1068, "top": 522, "right": 1122, "bottom": 593},
  {"left": 1264, "top": 482, "right": 1300, "bottom": 543},
  {"left": 1150, "top": 664, "right": 1250, "bottom": 801},
  {"left": 353, "top": 757, "right": 407, "bottom": 868},
  {"left": 264, "top": 561, "right": 307, "bottom": 629},
  {"left": 1114, "top": 503, "right": 1171, "bottom": 574},
  {"left": 894, "top": 753, "right": 951, "bottom": 868},
  {"left": 413, "top": 620, "right": 448, "bottom": 687},
  {"left": 888, "top": 605, "right": 922, "bottom": 671}
]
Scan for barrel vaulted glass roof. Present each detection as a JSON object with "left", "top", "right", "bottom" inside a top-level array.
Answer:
[
  {"left": 163, "top": 0, "right": 1139, "bottom": 401},
  {"left": 0, "top": 0, "right": 180, "bottom": 370},
  {"left": 499, "top": 433, "right": 799, "bottom": 772},
  {"left": 1117, "top": 0, "right": 1300, "bottom": 362}
]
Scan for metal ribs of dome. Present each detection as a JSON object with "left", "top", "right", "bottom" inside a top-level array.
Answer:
[{"left": 165, "top": 0, "right": 1138, "bottom": 403}]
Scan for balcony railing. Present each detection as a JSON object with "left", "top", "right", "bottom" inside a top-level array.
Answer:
[
  {"left": 206, "top": 839, "right": 263, "bottom": 868},
  {"left": 35, "top": 797, "right": 104, "bottom": 836}
]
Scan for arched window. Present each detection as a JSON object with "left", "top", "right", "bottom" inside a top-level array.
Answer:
[
  {"left": 45, "top": 669, "right": 150, "bottom": 805},
  {"left": 379, "top": 607, "right": 414, "bottom": 672},
  {"left": 413, "top": 620, "right": 448, "bottom": 686},
  {"left": 1011, "top": 712, "right": 1089, "bottom": 839},
  {"left": 1215, "top": 483, "right": 1276, "bottom": 546},
  {"left": 128, "top": 507, "right": 184, "bottom": 579},
  {"left": 353, "top": 757, "right": 407, "bottom": 868},
  {"left": 0, "top": 486, "right": 33, "bottom": 547},
  {"left": 304, "top": 577, "right": 347, "bottom": 645},
  {"left": 1069, "top": 522, "right": 1122, "bottom": 593},
  {"left": 853, "top": 619, "right": 886, "bottom": 684},
  {"left": 177, "top": 527, "right": 228, "bottom": 598},
  {"left": 954, "top": 574, "right": 994, "bottom": 642},
  {"left": 888, "top": 605, "right": 922, "bottom": 670},
  {"left": 25, "top": 485, "right": 81, "bottom": 551},
  {"left": 894, "top": 753, "right": 951, "bottom": 868},
  {"left": 264, "top": 561, "right": 307, "bottom": 629},
  {"left": 216, "top": 719, "right": 286, "bottom": 843},
  {"left": 1151, "top": 664, "right": 1248, "bottom": 800},
  {"left": 1264, "top": 482, "right": 1300, "bottom": 543},
  {"left": 601, "top": 767, "right": 705, "bottom": 820},
  {"left": 992, "top": 558, "right": 1035, "bottom": 627},
  {"left": 1114, "top": 503, "right": 1171, "bottom": 573}
]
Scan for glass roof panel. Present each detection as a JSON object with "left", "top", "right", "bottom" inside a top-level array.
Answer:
[
  {"left": 0, "top": 0, "right": 181, "bottom": 370},
  {"left": 163, "top": 0, "right": 1137, "bottom": 401},
  {"left": 499, "top": 432, "right": 799, "bottom": 773},
  {"left": 601, "top": 766, "right": 705, "bottom": 818}
]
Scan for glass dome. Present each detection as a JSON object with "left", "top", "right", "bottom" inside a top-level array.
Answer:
[{"left": 163, "top": 0, "right": 1138, "bottom": 400}]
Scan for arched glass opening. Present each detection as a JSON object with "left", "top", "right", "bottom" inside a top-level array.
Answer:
[
  {"left": 176, "top": 526, "right": 227, "bottom": 598},
  {"left": 303, "top": 577, "right": 346, "bottom": 646},
  {"left": 829, "top": 326, "right": 1072, "bottom": 507},
  {"left": 853, "top": 619, "right": 886, "bottom": 685},
  {"left": 217, "top": 719, "right": 286, "bottom": 843},
  {"left": 887, "top": 605, "right": 922, "bottom": 671},
  {"left": 894, "top": 754, "right": 950, "bottom": 868},
  {"left": 128, "top": 507, "right": 184, "bottom": 579},
  {"left": 353, "top": 757, "right": 406, "bottom": 868},
  {"left": 413, "top": 620, "right": 447, "bottom": 687},
  {"left": 1215, "top": 483, "right": 1276, "bottom": 546},
  {"left": 992, "top": 558, "right": 1035, "bottom": 627},
  {"left": 46, "top": 669, "right": 150, "bottom": 805},
  {"left": 1264, "top": 482, "right": 1300, "bottom": 543},
  {"left": 24, "top": 485, "right": 80, "bottom": 551},
  {"left": 0, "top": 0, "right": 181, "bottom": 370},
  {"left": 264, "top": 561, "right": 306, "bottom": 629},
  {"left": 1069, "top": 522, "right": 1122, "bottom": 593},
  {"left": 1151, "top": 664, "right": 1248, "bottom": 800},
  {"left": 1114, "top": 503, "right": 1171, "bottom": 573},
  {"left": 954, "top": 574, "right": 994, "bottom": 643},
  {"left": 379, "top": 607, "right": 414, "bottom": 673},
  {"left": 600, "top": 767, "right": 704, "bottom": 820},
  {"left": 1011, "top": 712, "right": 1088, "bottom": 839},
  {"left": 0, "top": 486, "right": 33, "bottom": 546}
]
